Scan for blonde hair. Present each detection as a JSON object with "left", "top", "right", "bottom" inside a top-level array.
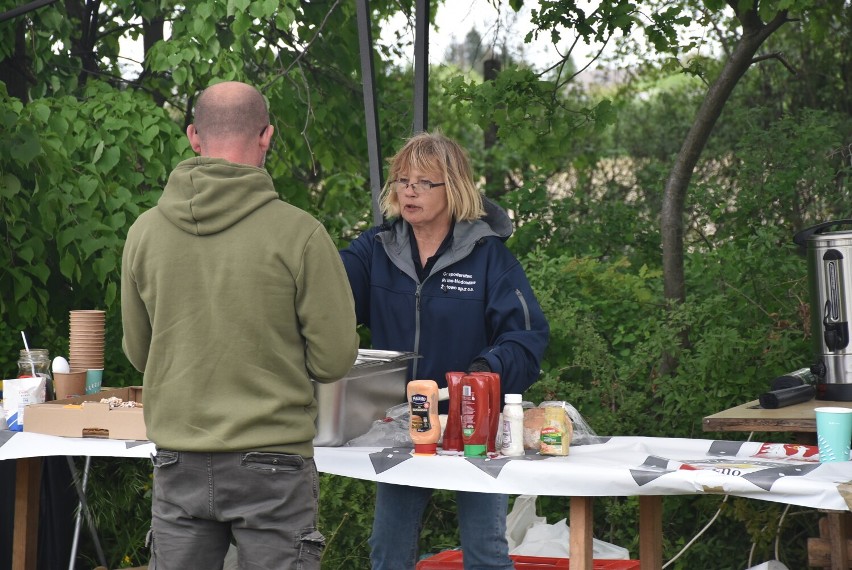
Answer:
[{"left": 379, "top": 132, "right": 486, "bottom": 221}]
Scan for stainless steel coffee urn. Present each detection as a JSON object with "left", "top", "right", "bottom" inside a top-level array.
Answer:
[{"left": 795, "top": 220, "right": 852, "bottom": 401}]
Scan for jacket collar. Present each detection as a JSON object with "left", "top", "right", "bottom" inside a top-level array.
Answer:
[{"left": 376, "top": 196, "right": 513, "bottom": 280}]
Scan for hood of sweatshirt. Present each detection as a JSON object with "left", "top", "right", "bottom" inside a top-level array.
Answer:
[{"left": 157, "top": 157, "right": 280, "bottom": 236}]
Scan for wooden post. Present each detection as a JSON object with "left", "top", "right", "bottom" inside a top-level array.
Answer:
[
  {"left": 12, "top": 457, "right": 42, "bottom": 570},
  {"left": 570, "top": 496, "right": 594, "bottom": 570},
  {"left": 807, "top": 512, "right": 852, "bottom": 568},
  {"left": 639, "top": 496, "right": 663, "bottom": 570}
]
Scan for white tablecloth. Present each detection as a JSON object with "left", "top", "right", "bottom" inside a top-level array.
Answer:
[
  {"left": 314, "top": 437, "right": 852, "bottom": 511},
  {"left": 3, "top": 431, "right": 851, "bottom": 511},
  {"left": 0, "top": 429, "right": 154, "bottom": 460}
]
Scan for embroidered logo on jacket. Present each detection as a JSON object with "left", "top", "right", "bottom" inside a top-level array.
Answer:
[{"left": 441, "top": 271, "right": 477, "bottom": 293}]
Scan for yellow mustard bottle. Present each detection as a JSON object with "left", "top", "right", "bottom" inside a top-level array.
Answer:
[{"left": 407, "top": 379, "right": 440, "bottom": 455}]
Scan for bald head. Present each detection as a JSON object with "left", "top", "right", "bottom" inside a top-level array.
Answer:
[
  {"left": 193, "top": 82, "right": 269, "bottom": 144},
  {"left": 187, "top": 81, "right": 274, "bottom": 167}
]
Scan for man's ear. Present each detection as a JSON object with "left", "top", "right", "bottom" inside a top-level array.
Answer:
[
  {"left": 260, "top": 125, "right": 274, "bottom": 153},
  {"left": 187, "top": 124, "right": 202, "bottom": 153}
]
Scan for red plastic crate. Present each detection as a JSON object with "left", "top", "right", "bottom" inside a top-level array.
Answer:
[{"left": 415, "top": 550, "right": 641, "bottom": 569}]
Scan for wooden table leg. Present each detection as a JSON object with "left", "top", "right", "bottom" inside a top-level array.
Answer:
[
  {"left": 12, "top": 457, "right": 42, "bottom": 570},
  {"left": 827, "top": 511, "right": 849, "bottom": 570},
  {"left": 639, "top": 496, "right": 663, "bottom": 570},
  {"left": 807, "top": 511, "right": 852, "bottom": 568},
  {"left": 570, "top": 496, "right": 594, "bottom": 570}
]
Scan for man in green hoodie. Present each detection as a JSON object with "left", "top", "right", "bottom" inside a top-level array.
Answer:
[{"left": 121, "top": 81, "right": 359, "bottom": 570}]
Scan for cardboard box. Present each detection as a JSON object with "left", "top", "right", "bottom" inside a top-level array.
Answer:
[
  {"left": 24, "top": 387, "right": 146, "bottom": 440},
  {"left": 23, "top": 350, "right": 417, "bottom": 444}
]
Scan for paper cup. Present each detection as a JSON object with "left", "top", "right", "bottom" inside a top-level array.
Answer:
[
  {"left": 54, "top": 369, "right": 87, "bottom": 400},
  {"left": 85, "top": 369, "right": 104, "bottom": 395},
  {"left": 815, "top": 407, "right": 852, "bottom": 462}
]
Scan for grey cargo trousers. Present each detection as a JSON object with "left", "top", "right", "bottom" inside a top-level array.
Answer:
[{"left": 149, "top": 449, "right": 324, "bottom": 570}]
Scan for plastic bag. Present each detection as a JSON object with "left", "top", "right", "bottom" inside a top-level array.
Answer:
[
  {"left": 3, "top": 376, "right": 46, "bottom": 431},
  {"left": 506, "top": 495, "right": 546, "bottom": 550},
  {"left": 540, "top": 401, "right": 597, "bottom": 445},
  {"left": 345, "top": 403, "right": 413, "bottom": 448},
  {"left": 506, "top": 495, "right": 629, "bottom": 560},
  {"left": 524, "top": 401, "right": 598, "bottom": 450},
  {"left": 511, "top": 518, "right": 629, "bottom": 559},
  {"left": 510, "top": 519, "right": 570, "bottom": 557},
  {"left": 746, "top": 563, "right": 789, "bottom": 570}
]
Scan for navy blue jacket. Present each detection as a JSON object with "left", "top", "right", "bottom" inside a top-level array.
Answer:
[{"left": 340, "top": 199, "right": 550, "bottom": 402}]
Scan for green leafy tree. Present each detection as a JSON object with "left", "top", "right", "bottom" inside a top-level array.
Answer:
[
  {"left": 0, "top": 0, "right": 420, "bottom": 566},
  {"left": 3, "top": 0, "right": 851, "bottom": 567}
]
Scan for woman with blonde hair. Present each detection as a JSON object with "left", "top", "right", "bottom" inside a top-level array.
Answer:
[{"left": 341, "top": 131, "right": 549, "bottom": 569}]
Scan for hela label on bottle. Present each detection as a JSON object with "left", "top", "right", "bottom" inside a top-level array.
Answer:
[
  {"left": 461, "top": 385, "right": 476, "bottom": 437},
  {"left": 410, "top": 393, "right": 431, "bottom": 432}
]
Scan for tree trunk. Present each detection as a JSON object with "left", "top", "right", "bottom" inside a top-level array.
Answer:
[
  {"left": 139, "top": 14, "right": 166, "bottom": 107},
  {"left": 483, "top": 58, "right": 501, "bottom": 197},
  {"left": 64, "top": 0, "right": 99, "bottom": 85},
  {"left": 659, "top": 5, "right": 790, "bottom": 376},
  {"left": 0, "top": 20, "right": 31, "bottom": 102}
]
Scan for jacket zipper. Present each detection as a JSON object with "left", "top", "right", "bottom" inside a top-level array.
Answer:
[
  {"left": 413, "top": 283, "right": 423, "bottom": 379},
  {"left": 515, "top": 288, "right": 531, "bottom": 330}
]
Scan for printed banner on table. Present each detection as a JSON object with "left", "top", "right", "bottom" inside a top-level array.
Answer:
[
  {"left": 314, "top": 436, "right": 852, "bottom": 512},
  {"left": 2, "top": 431, "right": 850, "bottom": 511}
]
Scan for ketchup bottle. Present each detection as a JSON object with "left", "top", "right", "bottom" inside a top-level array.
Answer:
[
  {"left": 442, "top": 371, "right": 465, "bottom": 452},
  {"left": 469, "top": 371, "right": 501, "bottom": 452},
  {"left": 460, "top": 374, "right": 491, "bottom": 457}
]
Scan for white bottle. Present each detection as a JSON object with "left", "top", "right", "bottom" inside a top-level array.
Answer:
[{"left": 501, "top": 393, "right": 525, "bottom": 457}]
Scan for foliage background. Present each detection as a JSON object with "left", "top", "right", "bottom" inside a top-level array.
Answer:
[{"left": 2, "top": 0, "right": 852, "bottom": 568}]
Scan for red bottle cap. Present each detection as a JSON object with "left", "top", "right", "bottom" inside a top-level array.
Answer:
[{"left": 414, "top": 443, "right": 437, "bottom": 455}]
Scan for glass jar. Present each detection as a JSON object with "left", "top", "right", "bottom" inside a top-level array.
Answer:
[{"left": 18, "top": 348, "right": 53, "bottom": 399}]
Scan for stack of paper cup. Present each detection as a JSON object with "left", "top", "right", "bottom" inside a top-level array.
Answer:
[{"left": 69, "top": 310, "right": 105, "bottom": 371}]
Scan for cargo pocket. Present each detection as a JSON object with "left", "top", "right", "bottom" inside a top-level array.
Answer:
[
  {"left": 145, "top": 529, "right": 156, "bottom": 570},
  {"left": 297, "top": 529, "right": 325, "bottom": 569},
  {"left": 151, "top": 449, "right": 179, "bottom": 469},
  {"left": 241, "top": 451, "right": 304, "bottom": 473}
]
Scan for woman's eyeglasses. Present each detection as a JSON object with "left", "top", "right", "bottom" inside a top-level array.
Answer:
[{"left": 394, "top": 179, "right": 446, "bottom": 193}]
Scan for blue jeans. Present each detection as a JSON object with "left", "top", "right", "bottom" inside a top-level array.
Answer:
[
  {"left": 149, "top": 449, "right": 324, "bottom": 570},
  {"left": 369, "top": 483, "right": 514, "bottom": 570}
]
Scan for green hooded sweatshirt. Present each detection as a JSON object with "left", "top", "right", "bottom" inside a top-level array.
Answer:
[{"left": 121, "top": 157, "right": 358, "bottom": 456}]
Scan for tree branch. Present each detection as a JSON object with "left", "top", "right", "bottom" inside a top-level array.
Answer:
[
  {"left": 262, "top": 0, "right": 342, "bottom": 92},
  {"left": 751, "top": 52, "right": 797, "bottom": 75},
  {"left": 0, "top": 0, "right": 59, "bottom": 23}
]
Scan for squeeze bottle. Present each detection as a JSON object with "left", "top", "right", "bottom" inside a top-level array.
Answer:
[
  {"left": 442, "top": 372, "right": 465, "bottom": 451},
  {"left": 460, "top": 374, "right": 491, "bottom": 457},
  {"left": 501, "top": 393, "right": 525, "bottom": 456},
  {"left": 468, "top": 371, "right": 501, "bottom": 452},
  {"left": 407, "top": 379, "right": 440, "bottom": 455}
]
